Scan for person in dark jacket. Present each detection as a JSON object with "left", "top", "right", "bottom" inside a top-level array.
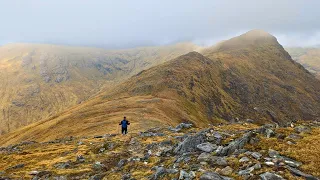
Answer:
[{"left": 119, "top": 116, "right": 130, "bottom": 135}]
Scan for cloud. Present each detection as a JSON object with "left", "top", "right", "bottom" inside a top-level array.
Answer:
[
  {"left": 276, "top": 32, "right": 320, "bottom": 47},
  {"left": 0, "top": 0, "right": 319, "bottom": 48}
]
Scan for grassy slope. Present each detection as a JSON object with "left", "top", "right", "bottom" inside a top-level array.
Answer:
[
  {"left": 0, "top": 43, "right": 198, "bottom": 135},
  {"left": 1, "top": 30, "right": 320, "bottom": 146},
  {"left": 0, "top": 52, "right": 220, "bottom": 145},
  {"left": 202, "top": 30, "right": 320, "bottom": 124}
]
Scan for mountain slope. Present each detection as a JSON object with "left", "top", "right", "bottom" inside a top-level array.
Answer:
[
  {"left": 286, "top": 47, "right": 320, "bottom": 79},
  {"left": 1, "top": 30, "right": 320, "bottom": 145},
  {"left": 202, "top": 30, "right": 320, "bottom": 123},
  {"left": 0, "top": 52, "right": 221, "bottom": 145},
  {"left": 0, "top": 43, "right": 198, "bottom": 134}
]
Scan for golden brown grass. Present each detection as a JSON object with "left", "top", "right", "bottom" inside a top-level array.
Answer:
[
  {"left": 0, "top": 122, "right": 319, "bottom": 179},
  {"left": 0, "top": 42, "right": 199, "bottom": 135},
  {"left": 2, "top": 30, "right": 320, "bottom": 153},
  {"left": 246, "top": 126, "right": 320, "bottom": 177}
]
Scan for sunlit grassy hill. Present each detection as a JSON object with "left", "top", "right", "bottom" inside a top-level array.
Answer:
[
  {"left": 1, "top": 30, "right": 320, "bottom": 146},
  {"left": 0, "top": 42, "right": 198, "bottom": 134}
]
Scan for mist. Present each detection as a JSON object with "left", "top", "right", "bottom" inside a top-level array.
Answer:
[{"left": 0, "top": 0, "right": 319, "bottom": 48}]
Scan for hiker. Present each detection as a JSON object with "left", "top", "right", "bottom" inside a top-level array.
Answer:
[{"left": 119, "top": 116, "right": 130, "bottom": 135}]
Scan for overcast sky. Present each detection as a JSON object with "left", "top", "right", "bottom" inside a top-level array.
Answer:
[{"left": 0, "top": 0, "right": 319, "bottom": 48}]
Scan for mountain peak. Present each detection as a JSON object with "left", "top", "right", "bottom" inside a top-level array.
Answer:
[
  {"left": 243, "top": 29, "right": 274, "bottom": 38},
  {"left": 235, "top": 29, "right": 278, "bottom": 44},
  {"left": 210, "top": 29, "right": 278, "bottom": 52}
]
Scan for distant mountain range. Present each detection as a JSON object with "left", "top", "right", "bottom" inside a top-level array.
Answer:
[
  {"left": 285, "top": 47, "right": 320, "bottom": 79},
  {"left": 0, "top": 43, "right": 198, "bottom": 134},
  {"left": 1, "top": 30, "right": 320, "bottom": 145}
]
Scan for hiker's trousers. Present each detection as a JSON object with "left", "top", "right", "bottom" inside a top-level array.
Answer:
[{"left": 122, "top": 127, "right": 128, "bottom": 134}]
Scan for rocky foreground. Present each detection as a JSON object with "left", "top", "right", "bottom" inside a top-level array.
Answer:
[{"left": 0, "top": 121, "right": 320, "bottom": 180}]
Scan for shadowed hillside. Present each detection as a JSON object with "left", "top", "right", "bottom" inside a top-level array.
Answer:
[
  {"left": 202, "top": 30, "right": 320, "bottom": 124},
  {"left": 286, "top": 47, "right": 320, "bottom": 79},
  {"left": 1, "top": 30, "right": 320, "bottom": 145},
  {"left": 0, "top": 43, "right": 198, "bottom": 134}
]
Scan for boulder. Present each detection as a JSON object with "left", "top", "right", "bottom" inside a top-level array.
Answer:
[
  {"left": 295, "top": 125, "right": 312, "bottom": 134},
  {"left": 197, "top": 142, "right": 218, "bottom": 153},
  {"left": 176, "top": 123, "right": 193, "bottom": 130},
  {"left": 268, "top": 149, "right": 302, "bottom": 167},
  {"left": 121, "top": 173, "right": 131, "bottom": 180},
  {"left": 169, "top": 123, "right": 193, "bottom": 132},
  {"left": 259, "top": 172, "right": 285, "bottom": 180},
  {"left": 200, "top": 172, "right": 233, "bottom": 180},
  {"left": 265, "top": 129, "right": 276, "bottom": 138},
  {"left": 286, "top": 166, "right": 318, "bottom": 180},
  {"left": 215, "top": 146, "right": 224, "bottom": 155},
  {"left": 257, "top": 124, "right": 276, "bottom": 138},
  {"left": 139, "top": 132, "right": 165, "bottom": 137},
  {"left": 117, "top": 159, "right": 127, "bottom": 168},
  {"left": 239, "top": 157, "right": 250, "bottom": 163},
  {"left": 198, "top": 153, "right": 213, "bottom": 162},
  {"left": 150, "top": 166, "right": 179, "bottom": 180},
  {"left": 155, "top": 146, "right": 173, "bottom": 157},
  {"left": 150, "top": 167, "right": 166, "bottom": 180},
  {"left": 217, "top": 132, "right": 253, "bottom": 156},
  {"left": 220, "top": 166, "right": 233, "bottom": 176},
  {"left": 175, "top": 154, "right": 192, "bottom": 163},
  {"left": 212, "top": 156, "right": 228, "bottom": 166},
  {"left": 253, "top": 163, "right": 262, "bottom": 170},
  {"left": 276, "top": 134, "right": 286, "bottom": 140},
  {"left": 287, "top": 133, "right": 303, "bottom": 140},
  {"left": 238, "top": 166, "right": 255, "bottom": 176},
  {"left": 283, "top": 157, "right": 302, "bottom": 168},
  {"left": 31, "top": 171, "right": 52, "bottom": 180},
  {"left": 264, "top": 161, "right": 274, "bottom": 166},
  {"left": 179, "top": 170, "right": 196, "bottom": 180},
  {"left": 207, "top": 132, "right": 223, "bottom": 144},
  {"left": 92, "top": 162, "right": 105, "bottom": 171},
  {"left": 251, "top": 152, "right": 262, "bottom": 160},
  {"left": 268, "top": 149, "right": 280, "bottom": 158},
  {"left": 246, "top": 119, "right": 255, "bottom": 123},
  {"left": 174, "top": 132, "right": 206, "bottom": 154}
]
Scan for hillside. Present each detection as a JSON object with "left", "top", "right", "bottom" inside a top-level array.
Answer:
[
  {"left": 0, "top": 42, "right": 198, "bottom": 134},
  {"left": 1, "top": 30, "right": 320, "bottom": 145},
  {"left": 202, "top": 30, "right": 320, "bottom": 123},
  {"left": 286, "top": 47, "right": 320, "bottom": 79}
]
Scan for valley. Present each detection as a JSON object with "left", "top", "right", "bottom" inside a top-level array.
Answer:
[
  {"left": 1, "top": 30, "right": 320, "bottom": 146},
  {"left": 0, "top": 43, "right": 198, "bottom": 134},
  {"left": 0, "top": 30, "right": 320, "bottom": 180},
  {"left": 1, "top": 1, "right": 320, "bottom": 179}
]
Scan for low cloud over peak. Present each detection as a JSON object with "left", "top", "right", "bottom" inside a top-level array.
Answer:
[{"left": 0, "top": 0, "right": 319, "bottom": 48}]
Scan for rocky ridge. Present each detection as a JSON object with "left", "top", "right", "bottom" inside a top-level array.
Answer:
[{"left": 0, "top": 121, "right": 319, "bottom": 180}]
